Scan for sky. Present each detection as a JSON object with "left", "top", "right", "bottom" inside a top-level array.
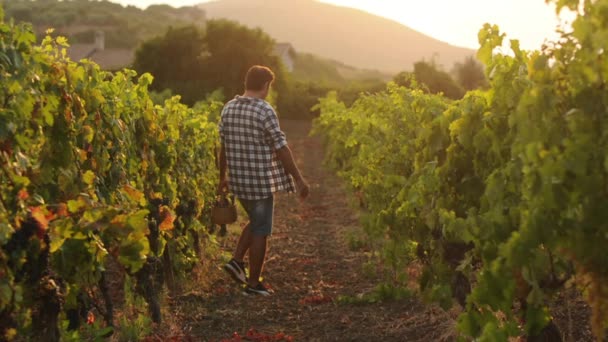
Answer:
[{"left": 110, "top": 0, "right": 575, "bottom": 50}]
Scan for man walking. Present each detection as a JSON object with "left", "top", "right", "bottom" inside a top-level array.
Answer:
[{"left": 218, "top": 65, "right": 309, "bottom": 296}]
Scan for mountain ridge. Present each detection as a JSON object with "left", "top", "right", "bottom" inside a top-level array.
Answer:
[{"left": 198, "top": 0, "right": 476, "bottom": 73}]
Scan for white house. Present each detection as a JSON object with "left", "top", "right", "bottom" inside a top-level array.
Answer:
[
  {"left": 67, "top": 31, "right": 134, "bottom": 71},
  {"left": 274, "top": 42, "right": 295, "bottom": 72}
]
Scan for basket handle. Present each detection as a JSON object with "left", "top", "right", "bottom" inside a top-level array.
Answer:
[{"left": 216, "top": 193, "right": 235, "bottom": 205}]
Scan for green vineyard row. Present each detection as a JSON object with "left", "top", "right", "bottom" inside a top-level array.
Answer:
[
  {"left": 1, "top": 8, "right": 220, "bottom": 340},
  {"left": 314, "top": 0, "right": 608, "bottom": 340}
]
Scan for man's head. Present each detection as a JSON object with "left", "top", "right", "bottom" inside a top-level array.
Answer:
[{"left": 244, "top": 65, "right": 275, "bottom": 99}]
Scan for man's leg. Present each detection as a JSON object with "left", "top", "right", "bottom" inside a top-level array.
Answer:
[
  {"left": 224, "top": 221, "right": 253, "bottom": 285},
  {"left": 233, "top": 223, "right": 252, "bottom": 262},
  {"left": 248, "top": 235, "right": 267, "bottom": 286}
]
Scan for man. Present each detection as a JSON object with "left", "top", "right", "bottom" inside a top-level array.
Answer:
[{"left": 218, "top": 65, "right": 309, "bottom": 296}]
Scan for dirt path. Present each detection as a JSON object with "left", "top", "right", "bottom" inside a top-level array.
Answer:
[
  {"left": 159, "top": 120, "right": 455, "bottom": 342},
  {"left": 157, "top": 120, "right": 594, "bottom": 342}
]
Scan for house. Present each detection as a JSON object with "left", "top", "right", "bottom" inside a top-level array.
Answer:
[
  {"left": 274, "top": 42, "right": 295, "bottom": 72},
  {"left": 67, "top": 32, "right": 296, "bottom": 73},
  {"left": 67, "top": 31, "right": 135, "bottom": 71}
]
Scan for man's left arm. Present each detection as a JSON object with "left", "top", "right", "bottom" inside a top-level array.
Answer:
[
  {"left": 276, "top": 145, "right": 309, "bottom": 199},
  {"left": 264, "top": 110, "right": 309, "bottom": 199}
]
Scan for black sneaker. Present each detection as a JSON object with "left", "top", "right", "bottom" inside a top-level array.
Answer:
[
  {"left": 223, "top": 259, "right": 247, "bottom": 285},
  {"left": 243, "top": 283, "right": 273, "bottom": 296}
]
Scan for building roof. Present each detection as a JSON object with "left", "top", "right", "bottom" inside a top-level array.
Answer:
[
  {"left": 274, "top": 42, "right": 294, "bottom": 57},
  {"left": 67, "top": 44, "right": 135, "bottom": 71},
  {"left": 68, "top": 44, "right": 98, "bottom": 61}
]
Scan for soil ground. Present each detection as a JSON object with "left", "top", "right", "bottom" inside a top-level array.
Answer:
[{"left": 154, "top": 120, "right": 594, "bottom": 342}]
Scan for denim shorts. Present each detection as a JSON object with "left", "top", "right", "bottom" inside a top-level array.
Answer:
[{"left": 238, "top": 195, "right": 274, "bottom": 237}]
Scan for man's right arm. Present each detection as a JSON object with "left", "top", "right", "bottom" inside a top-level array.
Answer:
[
  {"left": 218, "top": 144, "right": 229, "bottom": 194},
  {"left": 218, "top": 110, "right": 229, "bottom": 194}
]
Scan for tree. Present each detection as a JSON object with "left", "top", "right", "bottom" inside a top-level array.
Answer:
[
  {"left": 133, "top": 25, "right": 206, "bottom": 105},
  {"left": 452, "top": 55, "right": 488, "bottom": 91},
  {"left": 201, "top": 19, "right": 285, "bottom": 99},
  {"left": 394, "top": 61, "right": 465, "bottom": 100},
  {"left": 133, "top": 20, "right": 286, "bottom": 106}
]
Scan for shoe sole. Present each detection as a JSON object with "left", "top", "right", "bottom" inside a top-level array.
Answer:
[
  {"left": 223, "top": 263, "right": 247, "bottom": 285},
  {"left": 243, "top": 289, "right": 272, "bottom": 296}
]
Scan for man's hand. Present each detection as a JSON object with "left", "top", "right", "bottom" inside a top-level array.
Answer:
[
  {"left": 296, "top": 178, "right": 310, "bottom": 199},
  {"left": 218, "top": 144, "right": 229, "bottom": 195},
  {"left": 276, "top": 146, "right": 309, "bottom": 199},
  {"left": 217, "top": 178, "right": 229, "bottom": 195}
]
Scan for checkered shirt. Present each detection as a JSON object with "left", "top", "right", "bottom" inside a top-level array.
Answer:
[{"left": 219, "top": 95, "right": 296, "bottom": 200}]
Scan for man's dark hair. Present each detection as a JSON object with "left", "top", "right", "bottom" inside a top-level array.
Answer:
[{"left": 245, "top": 65, "right": 275, "bottom": 91}]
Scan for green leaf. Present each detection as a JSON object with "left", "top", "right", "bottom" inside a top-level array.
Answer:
[
  {"left": 50, "top": 219, "right": 74, "bottom": 253},
  {"left": 479, "top": 322, "right": 509, "bottom": 342},
  {"left": 553, "top": 0, "right": 579, "bottom": 13},
  {"left": 56, "top": 36, "right": 68, "bottom": 47},
  {"left": 94, "top": 327, "right": 114, "bottom": 338},
  {"left": 126, "top": 209, "right": 150, "bottom": 233},
  {"left": 0, "top": 284, "right": 13, "bottom": 309},
  {"left": 70, "top": 65, "right": 86, "bottom": 84},
  {"left": 82, "top": 170, "right": 96, "bottom": 186},
  {"left": 12, "top": 175, "right": 30, "bottom": 187},
  {"left": 138, "top": 73, "right": 154, "bottom": 87},
  {"left": 67, "top": 197, "right": 87, "bottom": 213},
  {"left": 457, "top": 312, "right": 482, "bottom": 337},
  {"left": 0, "top": 220, "right": 15, "bottom": 245},
  {"left": 525, "top": 306, "right": 551, "bottom": 336},
  {"left": 82, "top": 125, "right": 94, "bottom": 143},
  {"left": 510, "top": 39, "right": 522, "bottom": 59},
  {"left": 118, "top": 237, "right": 150, "bottom": 272},
  {"left": 49, "top": 237, "right": 66, "bottom": 254},
  {"left": 43, "top": 108, "right": 54, "bottom": 126},
  {"left": 8, "top": 81, "right": 22, "bottom": 94}
]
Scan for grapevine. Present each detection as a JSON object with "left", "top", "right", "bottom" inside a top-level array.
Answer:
[
  {"left": 314, "top": 0, "right": 608, "bottom": 339},
  {"left": 0, "top": 10, "right": 219, "bottom": 340}
]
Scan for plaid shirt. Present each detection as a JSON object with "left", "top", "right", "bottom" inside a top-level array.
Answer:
[{"left": 219, "top": 96, "right": 296, "bottom": 200}]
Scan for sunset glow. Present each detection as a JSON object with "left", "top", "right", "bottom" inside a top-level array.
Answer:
[
  {"left": 111, "top": 0, "right": 573, "bottom": 50},
  {"left": 317, "top": 0, "right": 573, "bottom": 50}
]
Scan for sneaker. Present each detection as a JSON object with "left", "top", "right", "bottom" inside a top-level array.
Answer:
[
  {"left": 243, "top": 283, "right": 273, "bottom": 296},
  {"left": 223, "top": 259, "right": 247, "bottom": 285}
]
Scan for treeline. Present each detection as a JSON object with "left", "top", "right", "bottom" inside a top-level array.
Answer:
[
  {"left": 131, "top": 19, "right": 486, "bottom": 118},
  {"left": 132, "top": 20, "right": 285, "bottom": 107},
  {"left": 1, "top": 0, "right": 205, "bottom": 48},
  {"left": 395, "top": 57, "right": 488, "bottom": 100},
  {"left": 130, "top": 19, "right": 392, "bottom": 116}
]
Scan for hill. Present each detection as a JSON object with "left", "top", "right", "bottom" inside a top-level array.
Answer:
[
  {"left": 2, "top": 0, "right": 391, "bottom": 81},
  {"left": 198, "top": 0, "right": 476, "bottom": 73},
  {"left": 1, "top": 0, "right": 205, "bottom": 48}
]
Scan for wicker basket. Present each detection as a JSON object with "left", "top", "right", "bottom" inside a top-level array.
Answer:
[{"left": 211, "top": 195, "right": 237, "bottom": 225}]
